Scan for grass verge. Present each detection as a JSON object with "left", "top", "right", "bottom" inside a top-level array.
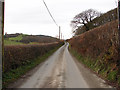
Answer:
[
  {"left": 3, "top": 44, "right": 63, "bottom": 88},
  {"left": 69, "top": 45, "right": 119, "bottom": 89}
]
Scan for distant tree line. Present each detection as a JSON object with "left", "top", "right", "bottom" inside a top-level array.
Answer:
[
  {"left": 4, "top": 33, "right": 23, "bottom": 38},
  {"left": 71, "top": 8, "right": 117, "bottom": 35}
]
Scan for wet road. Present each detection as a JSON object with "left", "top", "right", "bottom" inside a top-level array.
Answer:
[{"left": 9, "top": 43, "right": 113, "bottom": 88}]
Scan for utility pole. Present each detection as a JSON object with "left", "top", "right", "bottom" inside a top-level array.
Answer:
[
  {"left": 118, "top": 0, "right": 120, "bottom": 73},
  {"left": 59, "top": 26, "right": 60, "bottom": 40},
  {"left": 61, "top": 33, "right": 62, "bottom": 40},
  {"left": 1, "top": 0, "right": 4, "bottom": 89},
  {"left": 118, "top": 0, "right": 120, "bottom": 45},
  {"left": 118, "top": 0, "right": 120, "bottom": 30}
]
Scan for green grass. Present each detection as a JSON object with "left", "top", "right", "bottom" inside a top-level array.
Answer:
[
  {"left": 107, "top": 70, "right": 118, "bottom": 82},
  {"left": 4, "top": 40, "right": 41, "bottom": 46},
  {"left": 9, "top": 35, "right": 24, "bottom": 41},
  {"left": 4, "top": 35, "right": 46, "bottom": 45},
  {"left": 4, "top": 39, "right": 24, "bottom": 45},
  {"left": 118, "top": 76, "right": 120, "bottom": 85},
  {"left": 3, "top": 45, "right": 62, "bottom": 88},
  {"left": 69, "top": 47, "right": 94, "bottom": 69},
  {"left": 29, "top": 42, "right": 40, "bottom": 45},
  {"left": 4, "top": 35, "right": 39, "bottom": 45},
  {"left": 4, "top": 35, "right": 25, "bottom": 45}
]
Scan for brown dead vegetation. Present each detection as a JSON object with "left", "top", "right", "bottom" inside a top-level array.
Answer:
[
  {"left": 4, "top": 42, "right": 63, "bottom": 72},
  {"left": 69, "top": 20, "right": 120, "bottom": 88}
]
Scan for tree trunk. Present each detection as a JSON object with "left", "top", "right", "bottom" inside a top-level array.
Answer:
[{"left": 84, "top": 23, "right": 89, "bottom": 31}]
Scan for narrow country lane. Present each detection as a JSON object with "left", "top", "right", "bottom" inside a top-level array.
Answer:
[{"left": 8, "top": 43, "right": 114, "bottom": 88}]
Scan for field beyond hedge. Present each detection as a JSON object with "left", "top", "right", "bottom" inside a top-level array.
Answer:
[{"left": 4, "top": 34, "right": 60, "bottom": 45}]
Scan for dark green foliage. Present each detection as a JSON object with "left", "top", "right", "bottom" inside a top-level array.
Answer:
[{"left": 107, "top": 70, "right": 118, "bottom": 82}]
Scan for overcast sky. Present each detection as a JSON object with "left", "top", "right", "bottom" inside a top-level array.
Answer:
[{"left": 4, "top": 0, "right": 117, "bottom": 39}]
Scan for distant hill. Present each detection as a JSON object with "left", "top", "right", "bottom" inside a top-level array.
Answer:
[
  {"left": 21, "top": 35, "right": 59, "bottom": 43},
  {"left": 4, "top": 33, "right": 59, "bottom": 45}
]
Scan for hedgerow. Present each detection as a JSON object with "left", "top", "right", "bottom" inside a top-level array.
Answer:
[
  {"left": 69, "top": 20, "right": 120, "bottom": 88},
  {"left": 3, "top": 42, "right": 63, "bottom": 73}
]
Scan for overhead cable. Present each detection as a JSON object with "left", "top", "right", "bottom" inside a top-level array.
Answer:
[{"left": 42, "top": 0, "right": 58, "bottom": 26}]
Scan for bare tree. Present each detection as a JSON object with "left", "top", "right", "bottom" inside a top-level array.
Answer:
[{"left": 71, "top": 9, "right": 101, "bottom": 32}]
